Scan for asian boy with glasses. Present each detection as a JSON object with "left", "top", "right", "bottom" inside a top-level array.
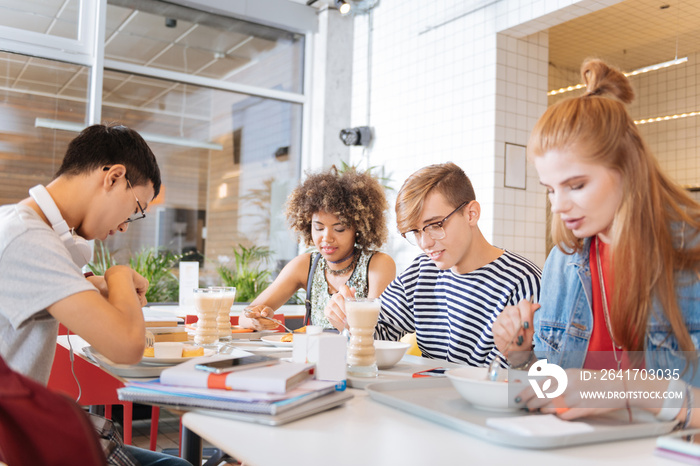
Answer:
[
  {"left": 0, "top": 124, "right": 192, "bottom": 465},
  {"left": 325, "top": 162, "right": 542, "bottom": 367}
]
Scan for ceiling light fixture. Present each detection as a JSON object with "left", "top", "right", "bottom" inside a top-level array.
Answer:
[
  {"left": 34, "top": 118, "right": 224, "bottom": 151},
  {"left": 548, "top": 57, "right": 688, "bottom": 96},
  {"left": 333, "top": 0, "right": 379, "bottom": 16},
  {"left": 336, "top": 0, "right": 351, "bottom": 15},
  {"left": 635, "top": 110, "right": 700, "bottom": 125}
]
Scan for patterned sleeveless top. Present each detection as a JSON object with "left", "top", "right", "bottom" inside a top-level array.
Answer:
[{"left": 308, "top": 249, "right": 374, "bottom": 329}]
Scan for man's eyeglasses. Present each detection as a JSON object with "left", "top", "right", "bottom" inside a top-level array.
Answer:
[
  {"left": 401, "top": 201, "right": 468, "bottom": 246},
  {"left": 125, "top": 177, "right": 146, "bottom": 223}
]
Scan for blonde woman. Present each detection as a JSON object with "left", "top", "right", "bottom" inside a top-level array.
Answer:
[{"left": 493, "top": 59, "right": 700, "bottom": 426}]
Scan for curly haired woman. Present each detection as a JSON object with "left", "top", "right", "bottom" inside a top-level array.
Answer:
[{"left": 239, "top": 165, "right": 395, "bottom": 330}]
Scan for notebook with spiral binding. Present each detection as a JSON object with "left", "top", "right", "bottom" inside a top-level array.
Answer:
[
  {"left": 192, "top": 389, "right": 354, "bottom": 426},
  {"left": 117, "top": 378, "right": 338, "bottom": 415}
]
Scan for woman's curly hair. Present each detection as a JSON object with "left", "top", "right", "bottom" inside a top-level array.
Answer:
[{"left": 285, "top": 165, "right": 389, "bottom": 250}]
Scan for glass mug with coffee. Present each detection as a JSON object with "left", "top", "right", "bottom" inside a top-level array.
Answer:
[
  {"left": 210, "top": 286, "right": 236, "bottom": 342},
  {"left": 345, "top": 297, "right": 381, "bottom": 378},
  {"left": 193, "top": 287, "right": 222, "bottom": 348}
]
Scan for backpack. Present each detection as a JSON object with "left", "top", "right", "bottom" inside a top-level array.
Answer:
[{"left": 0, "top": 355, "right": 106, "bottom": 466}]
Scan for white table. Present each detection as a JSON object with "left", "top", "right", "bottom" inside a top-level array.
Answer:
[
  {"left": 182, "top": 381, "right": 678, "bottom": 466},
  {"left": 146, "top": 304, "right": 306, "bottom": 319},
  {"left": 58, "top": 337, "right": 678, "bottom": 466}
]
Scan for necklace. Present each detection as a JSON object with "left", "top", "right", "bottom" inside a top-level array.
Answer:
[
  {"left": 595, "top": 235, "right": 623, "bottom": 370},
  {"left": 328, "top": 249, "right": 356, "bottom": 264},
  {"left": 325, "top": 250, "right": 358, "bottom": 276}
]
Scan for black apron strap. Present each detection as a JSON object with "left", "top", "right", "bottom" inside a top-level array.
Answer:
[{"left": 304, "top": 252, "right": 322, "bottom": 326}]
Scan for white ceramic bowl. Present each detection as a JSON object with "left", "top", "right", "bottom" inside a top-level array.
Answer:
[
  {"left": 446, "top": 366, "right": 528, "bottom": 412},
  {"left": 373, "top": 340, "right": 411, "bottom": 369}
]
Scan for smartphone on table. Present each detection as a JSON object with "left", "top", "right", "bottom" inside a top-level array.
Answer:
[
  {"left": 412, "top": 367, "right": 448, "bottom": 378},
  {"left": 195, "top": 355, "right": 278, "bottom": 374}
]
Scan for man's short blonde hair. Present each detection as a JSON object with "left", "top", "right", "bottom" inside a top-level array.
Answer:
[{"left": 395, "top": 162, "right": 475, "bottom": 234}]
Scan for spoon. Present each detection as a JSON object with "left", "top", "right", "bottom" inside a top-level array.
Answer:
[
  {"left": 487, "top": 335, "right": 517, "bottom": 381},
  {"left": 487, "top": 296, "right": 533, "bottom": 381}
]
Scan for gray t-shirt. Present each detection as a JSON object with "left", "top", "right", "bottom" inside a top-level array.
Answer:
[{"left": 0, "top": 204, "right": 96, "bottom": 384}]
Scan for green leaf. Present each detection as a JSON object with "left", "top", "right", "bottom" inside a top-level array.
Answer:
[
  {"left": 128, "top": 247, "right": 184, "bottom": 303},
  {"left": 335, "top": 161, "right": 394, "bottom": 191},
  {"left": 215, "top": 244, "right": 273, "bottom": 302},
  {"left": 87, "top": 240, "right": 116, "bottom": 276},
  {"left": 88, "top": 241, "right": 184, "bottom": 303}
]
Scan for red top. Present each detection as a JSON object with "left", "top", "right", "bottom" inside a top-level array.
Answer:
[{"left": 583, "top": 238, "right": 618, "bottom": 369}]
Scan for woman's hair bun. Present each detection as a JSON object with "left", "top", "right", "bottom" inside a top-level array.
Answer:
[{"left": 581, "top": 58, "right": 634, "bottom": 104}]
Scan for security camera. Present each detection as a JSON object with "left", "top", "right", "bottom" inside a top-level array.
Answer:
[{"left": 339, "top": 126, "right": 372, "bottom": 147}]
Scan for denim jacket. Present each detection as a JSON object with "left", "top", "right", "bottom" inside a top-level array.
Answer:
[{"left": 534, "top": 232, "right": 700, "bottom": 386}]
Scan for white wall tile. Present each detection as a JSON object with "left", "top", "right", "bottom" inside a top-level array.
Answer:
[
  {"left": 343, "top": 0, "right": 635, "bottom": 271},
  {"left": 635, "top": 51, "right": 700, "bottom": 188}
]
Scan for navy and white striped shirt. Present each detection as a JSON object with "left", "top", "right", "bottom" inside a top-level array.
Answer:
[{"left": 377, "top": 250, "right": 541, "bottom": 367}]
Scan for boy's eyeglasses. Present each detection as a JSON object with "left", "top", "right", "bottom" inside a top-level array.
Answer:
[
  {"left": 124, "top": 177, "right": 146, "bottom": 223},
  {"left": 401, "top": 201, "right": 468, "bottom": 246}
]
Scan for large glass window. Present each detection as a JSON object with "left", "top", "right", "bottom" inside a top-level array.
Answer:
[
  {"left": 0, "top": 0, "right": 80, "bottom": 40},
  {"left": 100, "top": 0, "right": 305, "bottom": 279},
  {"left": 105, "top": 2, "right": 304, "bottom": 93},
  {"left": 0, "top": 0, "right": 306, "bottom": 286},
  {"left": 100, "top": 70, "right": 302, "bottom": 275},
  {"left": 0, "top": 51, "right": 88, "bottom": 204}
]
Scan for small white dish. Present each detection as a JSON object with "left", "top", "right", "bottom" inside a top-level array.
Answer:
[
  {"left": 141, "top": 348, "right": 216, "bottom": 365},
  {"left": 260, "top": 334, "right": 293, "bottom": 347},
  {"left": 374, "top": 340, "right": 411, "bottom": 369},
  {"left": 153, "top": 342, "right": 183, "bottom": 359}
]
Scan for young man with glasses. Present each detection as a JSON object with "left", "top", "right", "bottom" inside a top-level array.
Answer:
[
  {"left": 326, "top": 162, "right": 541, "bottom": 367},
  {"left": 0, "top": 124, "right": 192, "bottom": 465}
]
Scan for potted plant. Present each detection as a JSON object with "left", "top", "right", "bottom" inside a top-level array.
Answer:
[
  {"left": 87, "top": 241, "right": 183, "bottom": 303},
  {"left": 216, "top": 244, "right": 273, "bottom": 302}
]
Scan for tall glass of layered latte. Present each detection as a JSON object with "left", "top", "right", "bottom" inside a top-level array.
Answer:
[
  {"left": 211, "top": 286, "right": 236, "bottom": 342},
  {"left": 345, "top": 297, "right": 380, "bottom": 378},
  {"left": 193, "top": 287, "right": 222, "bottom": 347}
]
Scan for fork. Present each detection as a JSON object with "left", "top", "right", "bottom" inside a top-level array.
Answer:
[
  {"left": 145, "top": 330, "right": 155, "bottom": 348},
  {"left": 260, "top": 315, "right": 295, "bottom": 334}
]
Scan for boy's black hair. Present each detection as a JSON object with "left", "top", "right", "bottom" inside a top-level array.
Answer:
[{"left": 55, "top": 124, "right": 161, "bottom": 198}]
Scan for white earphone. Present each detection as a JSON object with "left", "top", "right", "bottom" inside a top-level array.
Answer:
[{"left": 29, "top": 185, "right": 92, "bottom": 268}]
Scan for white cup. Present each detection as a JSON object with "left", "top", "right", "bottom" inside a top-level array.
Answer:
[{"left": 153, "top": 342, "right": 183, "bottom": 359}]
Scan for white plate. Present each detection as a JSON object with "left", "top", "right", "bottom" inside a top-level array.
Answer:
[
  {"left": 229, "top": 327, "right": 267, "bottom": 340},
  {"left": 260, "top": 334, "right": 294, "bottom": 347},
  {"left": 145, "top": 305, "right": 186, "bottom": 317},
  {"left": 224, "top": 340, "right": 292, "bottom": 352},
  {"left": 186, "top": 324, "right": 275, "bottom": 340},
  {"left": 231, "top": 328, "right": 279, "bottom": 340},
  {"left": 141, "top": 348, "right": 216, "bottom": 365}
]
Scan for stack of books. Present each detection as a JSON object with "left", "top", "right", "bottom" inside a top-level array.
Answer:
[
  {"left": 117, "top": 356, "right": 352, "bottom": 425},
  {"left": 143, "top": 309, "right": 187, "bottom": 342},
  {"left": 145, "top": 324, "right": 188, "bottom": 343}
]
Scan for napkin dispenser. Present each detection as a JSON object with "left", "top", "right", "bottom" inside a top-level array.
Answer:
[{"left": 293, "top": 331, "right": 346, "bottom": 382}]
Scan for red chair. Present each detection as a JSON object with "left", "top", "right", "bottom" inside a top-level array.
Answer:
[{"left": 48, "top": 326, "right": 160, "bottom": 451}]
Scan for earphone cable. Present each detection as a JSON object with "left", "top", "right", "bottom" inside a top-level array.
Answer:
[{"left": 66, "top": 330, "right": 82, "bottom": 403}]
